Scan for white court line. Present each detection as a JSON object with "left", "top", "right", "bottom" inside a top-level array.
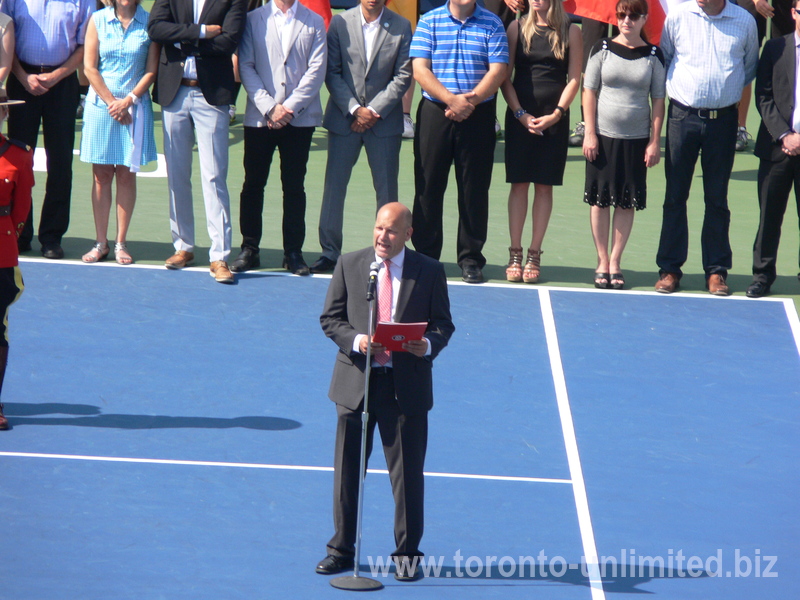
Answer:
[
  {"left": 539, "top": 289, "right": 605, "bottom": 600},
  {"left": 0, "top": 451, "right": 571, "bottom": 485},
  {"left": 781, "top": 298, "right": 800, "bottom": 359}
]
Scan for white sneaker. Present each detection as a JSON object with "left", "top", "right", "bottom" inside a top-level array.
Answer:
[
  {"left": 735, "top": 126, "right": 752, "bottom": 152},
  {"left": 494, "top": 117, "right": 502, "bottom": 138},
  {"left": 402, "top": 114, "right": 414, "bottom": 139},
  {"left": 229, "top": 104, "right": 236, "bottom": 124}
]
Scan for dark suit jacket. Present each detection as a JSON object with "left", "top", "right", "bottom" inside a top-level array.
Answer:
[
  {"left": 147, "top": 0, "right": 247, "bottom": 107},
  {"left": 755, "top": 33, "right": 797, "bottom": 162},
  {"left": 321, "top": 247, "right": 454, "bottom": 415},
  {"left": 323, "top": 7, "right": 412, "bottom": 138}
]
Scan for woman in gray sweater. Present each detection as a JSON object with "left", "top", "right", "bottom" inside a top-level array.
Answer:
[{"left": 582, "top": 0, "right": 665, "bottom": 289}]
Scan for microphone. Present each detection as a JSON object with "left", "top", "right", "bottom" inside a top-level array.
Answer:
[{"left": 366, "top": 261, "right": 381, "bottom": 301}]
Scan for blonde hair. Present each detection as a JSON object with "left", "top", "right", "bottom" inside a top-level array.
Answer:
[{"left": 519, "top": 1, "right": 570, "bottom": 61}]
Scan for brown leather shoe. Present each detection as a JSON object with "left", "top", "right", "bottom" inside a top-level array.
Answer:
[
  {"left": 0, "top": 403, "right": 8, "bottom": 430},
  {"left": 210, "top": 260, "right": 234, "bottom": 284},
  {"left": 655, "top": 272, "right": 680, "bottom": 293},
  {"left": 165, "top": 250, "right": 195, "bottom": 270},
  {"left": 707, "top": 273, "right": 730, "bottom": 296}
]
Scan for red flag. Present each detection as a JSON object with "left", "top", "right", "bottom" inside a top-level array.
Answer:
[
  {"left": 300, "top": 0, "right": 332, "bottom": 28},
  {"left": 563, "top": 0, "right": 667, "bottom": 44}
]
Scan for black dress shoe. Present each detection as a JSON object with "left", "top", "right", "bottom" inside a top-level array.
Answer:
[
  {"left": 461, "top": 264, "right": 483, "bottom": 284},
  {"left": 230, "top": 247, "right": 260, "bottom": 273},
  {"left": 316, "top": 554, "right": 354, "bottom": 575},
  {"left": 394, "top": 556, "right": 422, "bottom": 582},
  {"left": 310, "top": 255, "right": 337, "bottom": 273},
  {"left": 283, "top": 251, "right": 310, "bottom": 276},
  {"left": 41, "top": 243, "right": 64, "bottom": 260},
  {"left": 746, "top": 280, "right": 771, "bottom": 298}
]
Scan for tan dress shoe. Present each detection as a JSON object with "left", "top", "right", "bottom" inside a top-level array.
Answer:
[
  {"left": 655, "top": 272, "right": 680, "bottom": 293},
  {"left": 707, "top": 274, "right": 730, "bottom": 296},
  {"left": 210, "top": 260, "right": 234, "bottom": 284},
  {"left": 165, "top": 250, "right": 195, "bottom": 270}
]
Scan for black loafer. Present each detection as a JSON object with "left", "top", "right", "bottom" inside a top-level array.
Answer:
[
  {"left": 461, "top": 264, "right": 483, "bottom": 284},
  {"left": 310, "top": 256, "right": 337, "bottom": 273},
  {"left": 283, "top": 251, "right": 310, "bottom": 276},
  {"left": 41, "top": 243, "right": 64, "bottom": 260},
  {"left": 230, "top": 247, "right": 260, "bottom": 273},
  {"left": 394, "top": 556, "right": 423, "bottom": 582},
  {"left": 746, "top": 280, "right": 771, "bottom": 298},
  {"left": 316, "top": 554, "right": 354, "bottom": 575}
]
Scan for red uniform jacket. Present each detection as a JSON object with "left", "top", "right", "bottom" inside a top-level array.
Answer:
[{"left": 0, "top": 135, "right": 33, "bottom": 268}]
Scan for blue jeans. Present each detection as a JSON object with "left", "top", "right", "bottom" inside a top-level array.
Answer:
[{"left": 656, "top": 101, "right": 738, "bottom": 278}]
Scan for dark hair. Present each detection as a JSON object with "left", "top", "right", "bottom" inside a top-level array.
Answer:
[{"left": 616, "top": 0, "right": 651, "bottom": 44}]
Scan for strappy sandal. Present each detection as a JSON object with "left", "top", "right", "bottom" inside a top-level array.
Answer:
[
  {"left": 594, "top": 272, "right": 610, "bottom": 289},
  {"left": 114, "top": 242, "right": 133, "bottom": 265},
  {"left": 523, "top": 248, "right": 542, "bottom": 284},
  {"left": 82, "top": 242, "right": 109, "bottom": 263},
  {"left": 506, "top": 247, "right": 523, "bottom": 282}
]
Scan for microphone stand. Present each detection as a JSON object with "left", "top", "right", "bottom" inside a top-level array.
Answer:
[{"left": 330, "top": 272, "right": 384, "bottom": 591}]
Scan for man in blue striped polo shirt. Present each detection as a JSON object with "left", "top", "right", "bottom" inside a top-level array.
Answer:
[{"left": 409, "top": 0, "right": 508, "bottom": 283}]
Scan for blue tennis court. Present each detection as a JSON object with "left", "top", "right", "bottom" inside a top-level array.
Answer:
[{"left": 1, "top": 260, "right": 797, "bottom": 599}]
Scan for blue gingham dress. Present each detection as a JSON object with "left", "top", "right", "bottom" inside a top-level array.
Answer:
[{"left": 80, "top": 6, "right": 157, "bottom": 167}]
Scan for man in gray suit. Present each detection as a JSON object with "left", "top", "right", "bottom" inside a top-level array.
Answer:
[
  {"left": 316, "top": 202, "right": 454, "bottom": 581},
  {"left": 308, "top": 0, "right": 413, "bottom": 274},
  {"left": 231, "top": 0, "right": 327, "bottom": 275}
]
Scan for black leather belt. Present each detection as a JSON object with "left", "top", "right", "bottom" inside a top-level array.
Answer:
[
  {"left": 20, "top": 62, "right": 57, "bottom": 74},
  {"left": 0, "top": 206, "right": 10, "bottom": 216},
  {"left": 670, "top": 99, "right": 737, "bottom": 120},
  {"left": 371, "top": 366, "right": 393, "bottom": 375}
]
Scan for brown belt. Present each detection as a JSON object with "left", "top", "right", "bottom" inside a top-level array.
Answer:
[{"left": 180, "top": 78, "right": 199, "bottom": 87}]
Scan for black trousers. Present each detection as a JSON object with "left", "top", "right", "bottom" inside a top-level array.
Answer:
[
  {"left": 656, "top": 101, "right": 738, "bottom": 279},
  {"left": 239, "top": 125, "right": 314, "bottom": 254},
  {"left": 327, "top": 370, "right": 428, "bottom": 558},
  {"left": 752, "top": 155, "right": 800, "bottom": 284},
  {"left": 7, "top": 73, "right": 79, "bottom": 248},
  {"left": 0, "top": 267, "right": 23, "bottom": 347},
  {"left": 412, "top": 98, "right": 496, "bottom": 269}
]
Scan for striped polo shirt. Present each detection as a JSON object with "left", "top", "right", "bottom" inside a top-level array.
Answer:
[{"left": 410, "top": 2, "right": 508, "bottom": 103}]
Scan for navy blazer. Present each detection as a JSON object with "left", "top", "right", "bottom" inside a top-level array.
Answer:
[
  {"left": 755, "top": 33, "right": 797, "bottom": 163},
  {"left": 320, "top": 247, "right": 454, "bottom": 415},
  {"left": 148, "top": 0, "right": 247, "bottom": 107}
]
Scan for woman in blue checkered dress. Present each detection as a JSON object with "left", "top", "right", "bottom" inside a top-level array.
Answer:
[{"left": 80, "top": 0, "right": 158, "bottom": 265}]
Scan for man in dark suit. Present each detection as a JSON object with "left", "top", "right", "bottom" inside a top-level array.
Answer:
[
  {"left": 316, "top": 202, "right": 454, "bottom": 581},
  {"left": 309, "top": 0, "right": 412, "bottom": 274},
  {"left": 747, "top": 0, "right": 800, "bottom": 298},
  {"left": 147, "top": 0, "right": 247, "bottom": 283}
]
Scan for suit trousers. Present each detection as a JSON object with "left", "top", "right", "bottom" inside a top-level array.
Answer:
[
  {"left": 412, "top": 98, "right": 496, "bottom": 269},
  {"left": 328, "top": 369, "right": 428, "bottom": 558},
  {"left": 657, "top": 102, "right": 737, "bottom": 279},
  {"left": 162, "top": 86, "right": 232, "bottom": 263},
  {"left": 240, "top": 125, "right": 314, "bottom": 254},
  {"left": 7, "top": 73, "right": 79, "bottom": 248},
  {"left": 317, "top": 129, "right": 401, "bottom": 261},
  {"left": 752, "top": 155, "right": 800, "bottom": 284}
]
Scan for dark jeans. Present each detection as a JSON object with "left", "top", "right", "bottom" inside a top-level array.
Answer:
[
  {"left": 412, "top": 98, "right": 496, "bottom": 269},
  {"left": 327, "top": 370, "right": 428, "bottom": 558},
  {"left": 239, "top": 125, "right": 314, "bottom": 254},
  {"left": 752, "top": 155, "right": 800, "bottom": 284},
  {"left": 656, "top": 101, "right": 738, "bottom": 279},
  {"left": 7, "top": 73, "right": 79, "bottom": 248}
]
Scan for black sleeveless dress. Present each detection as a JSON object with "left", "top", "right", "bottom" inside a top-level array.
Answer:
[{"left": 504, "top": 27, "right": 570, "bottom": 186}]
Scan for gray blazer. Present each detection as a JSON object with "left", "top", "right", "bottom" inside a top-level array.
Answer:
[
  {"left": 321, "top": 247, "right": 454, "bottom": 415},
  {"left": 238, "top": 1, "right": 327, "bottom": 128},
  {"left": 323, "top": 7, "right": 412, "bottom": 138}
]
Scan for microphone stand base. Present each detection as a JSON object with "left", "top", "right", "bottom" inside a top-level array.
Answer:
[{"left": 330, "top": 575, "right": 384, "bottom": 591}]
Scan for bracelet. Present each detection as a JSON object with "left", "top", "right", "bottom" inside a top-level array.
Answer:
[
  {"left": 554, "top": 106, "right": 566, "bottom": 116},
  {"left": 127, "top": 92, "right": 140, "bottom": 105},
  {"left": 513, "top": 108, "right": 526, "bottom": 119}
]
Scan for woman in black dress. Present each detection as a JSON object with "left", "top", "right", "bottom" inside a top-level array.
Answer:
[{"left": 500, "top": 0, "right": 581, "bottom": 283}]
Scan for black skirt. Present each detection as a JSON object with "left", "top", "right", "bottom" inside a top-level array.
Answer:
[{"left": 583, "top": 135, "right": 649, "bottom": 210}]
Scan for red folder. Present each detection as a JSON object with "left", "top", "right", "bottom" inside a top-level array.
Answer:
[{"left": 373, "top": 322, "right": 427, "bottom": 352}]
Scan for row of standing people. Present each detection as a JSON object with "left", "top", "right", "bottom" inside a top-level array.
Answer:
[{"left": 0, "top": 0, "right": 796, "bottom": 297}]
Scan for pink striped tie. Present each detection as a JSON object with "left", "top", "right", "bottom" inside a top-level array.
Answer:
[{"left": 375, "top": 260, "right": 392, "bottom": 365}]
